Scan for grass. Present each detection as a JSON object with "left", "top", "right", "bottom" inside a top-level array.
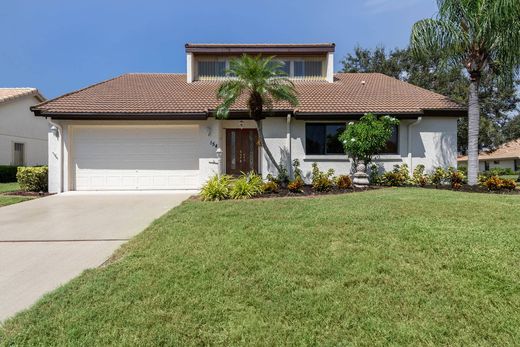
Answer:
[
  {"left": 0, "top": 182, "right": 31, "bottom": 207},
  {"left": 1, "top": 188, "right": 520, "bottom": 345}
]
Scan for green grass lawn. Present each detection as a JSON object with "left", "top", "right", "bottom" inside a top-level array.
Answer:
[
  {"left": 1, "top": 188, "right": 520, "bottom": 345},
  {"left": 0, "top": 182, "right": 20, "bottom": 193},
  {"left": 0, "top": 182, "right": 31, "bottom": 207}
]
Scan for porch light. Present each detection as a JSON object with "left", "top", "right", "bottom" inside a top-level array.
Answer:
[
  {"left": 50, "top": 125, "right": 59, "bottom": 138},
  {"left": 216, "top": 147, "right": 223, "bottom": 159}
]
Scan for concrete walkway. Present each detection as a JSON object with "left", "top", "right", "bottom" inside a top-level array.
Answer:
[{"left": 0, "top": 191, "right": 193, "bottom": 322}]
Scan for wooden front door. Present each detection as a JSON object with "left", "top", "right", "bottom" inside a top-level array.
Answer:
[{"left": 226, "top": 129, "right": 259, "bottom": 175}]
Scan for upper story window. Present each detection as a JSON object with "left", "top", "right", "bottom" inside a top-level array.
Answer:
[
  {"left": 198, "top": 60, "right": 226, "bottom": 78},
  {"left": 293, "top": 61, "right": 323, "bottom": 78}
]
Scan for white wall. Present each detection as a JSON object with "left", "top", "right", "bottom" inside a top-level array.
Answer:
[
  {"left": 0, "top": 95, "right": 48, "bottom": 166},
  {"left": 47, "top": 116, "right": 459, "bottom": 192}
]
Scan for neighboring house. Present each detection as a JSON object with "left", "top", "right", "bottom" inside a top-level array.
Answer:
[
  {"left": 31, "top": 43, "right": 466, "bottom": 193},
  {"left": 0, "top": 88, "right": 47, "bottom": 166},
  {"left": 458, "top": 139, "right": 520, "bottom": 172}
]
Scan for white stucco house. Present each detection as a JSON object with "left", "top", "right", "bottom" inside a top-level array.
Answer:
[
  {"left": 0, "top": 88, "right": 47, "bottom": 166},
  {"left": 31, "top": 43, "right": 466, "bottom": 193},
  {"left": 458, "top": 138, "right": 520, "bottom": 172}
]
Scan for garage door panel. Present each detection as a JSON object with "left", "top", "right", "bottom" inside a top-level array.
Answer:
[{"left": 73, "top": 126, "right": 200, "bottom": 190}]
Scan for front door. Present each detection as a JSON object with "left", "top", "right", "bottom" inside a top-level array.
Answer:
[{"left": 226, "top": 129, "right": 259, "bottom": 175}]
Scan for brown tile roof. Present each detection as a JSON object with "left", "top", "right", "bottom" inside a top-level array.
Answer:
[
  {"left": 32, "top": 73, "right": 465, "bottom": 117},
  {"left": 0, "top": 88, "right": 45, "bottom": 104},
  {"left": 458, "top": 139, "right": 520, "bottom": 161}
]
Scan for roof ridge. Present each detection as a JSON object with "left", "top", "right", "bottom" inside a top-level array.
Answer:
[{"left": 32, "top": 74, "right": 126, "bottom": 110}]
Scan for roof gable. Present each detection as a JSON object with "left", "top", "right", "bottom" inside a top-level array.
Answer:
[{"left": 0, "top": 88, "right": 45, "bottom": 105}]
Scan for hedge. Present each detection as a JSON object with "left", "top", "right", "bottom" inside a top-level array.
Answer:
[
  {"left": 16, "top": 166, "right": 48, "bottom": 192},
  {"left": 0, "top": 166, "right": 18, "bottom": 183}
]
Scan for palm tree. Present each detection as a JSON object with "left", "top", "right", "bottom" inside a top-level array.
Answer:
[
  {"left": 410, "top": 0, "right": 520, "bottom": 185},
  {"left": 215, "top": 55, "right": 299, "bottom": 174}
]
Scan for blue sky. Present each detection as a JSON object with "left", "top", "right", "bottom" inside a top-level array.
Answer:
[{"left": 0, "top": 0, "right": 437, "bottom": 98}]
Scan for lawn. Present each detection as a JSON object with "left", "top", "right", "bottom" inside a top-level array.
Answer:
[
  {"left": 0, "top": 182, "right": 32, "bottom": 207},
  {"left": 1, "top": 188, "right": 519, "bottom": 345}
]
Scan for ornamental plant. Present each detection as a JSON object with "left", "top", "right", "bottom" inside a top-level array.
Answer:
[
  {"left": 16, "top": 166, "right": 48, "bottom": 192},
  {"left": 339, "top": 113, "right": 399, "bottom": 167},
  {"left": 311, "top": 163, "right": 335, "bottom": 192}
]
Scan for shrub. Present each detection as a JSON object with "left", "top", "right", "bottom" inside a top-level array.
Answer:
[
  {"left": 411, "top": 164, "right": 429, "bottom": 187},
  {"left": 336, "top": 175, "right": 352, "bottom": 190},
  {"left": 501, "top": 178, "right": 517, "bottom": 191},
  {"left": 230, "top": 172, "right": 264, "bottom": 199},
  {"left": 287, "top": 177, "right": 304, "bottom": 193},
  {"left": 339, "top": 113, "right": 400, "bottom": 166},
  {"left": 267, "top": 161, "right": 289, "bottom": 187},
  {"left": 482, "top": 175, "right": 504, "bottom": 191},
  {"left": 369, "top": 163, "right": 382, "bottom": 185},
  {"left": 449, "top": 169, "right": 465, "bottom": 190},
  {"left": 381, "top": 164, "right": 408, "bottom": 187},
  {"left": 0, "top": 165, "right": 18, "bottom": 183},
  {"left": 311, "top": 163, "right": 334, "bottom": 192},
  {"left": 430, "top": 167, "right": 449, "bottom": 187},
  {"left": 262, "top": 181, "right": 279, "bottom": 194},
  {"left": 488, "top": 167, "right": 515, "bottom": 176},
  {"left": 200, "top": 175, "right": 232, "bottom": 201},
  {"left": 292, "top": 159, "right": 303, "bottom": 180},
  {"left": 16, "top": 166, "right": 48, "bottom": 192}
]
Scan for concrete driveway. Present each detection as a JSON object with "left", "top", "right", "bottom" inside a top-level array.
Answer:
[{"left": 0, "top": 191, "right": 193, "bottom": 322}]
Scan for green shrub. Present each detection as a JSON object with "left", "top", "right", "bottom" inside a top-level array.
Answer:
[
  {"left": 292, "top": 159, "right": 303, "bottom": 180},
  {"left": 262, "top": 181, "right": 279, "bottom": 194},
  {"left": 230, "top": 172, "right": 264, "bottom": 199},
  {"left": 311, "top": 163, "right": 334, "bottom": 192},
  {"left": 411, "top": 164, "right": 429, "bottom": 187},
  {"left": 449, "top": 168, "right": 465, "bottom": 190},
  {"left": 430, "top": 167, "right": 449, "bottom": 187},
  {"left": 381, "top": 164, "right": 408, "bottom": 187},
  {"left": 0, "top": 165, "right": 18, "bottom": 183},
  {"left": 16, "top": 166, "right": 48, "bottom": 192},
  {"left": 481, "top": 175, "right": 516, "bottom": 191},
  {"left": 288, "top": 177, "right": 304, "bottom": 193},
  {"left": 267, "top": 161, "right": 289, "bottom": 187},
  {"left": 200, "top": 175, "right": 232, "bottom": 201},
  {"left": 369, "top": 163, "right": 382, "bottom": 185},
  {"left": 488, "top": 167, "right": 516, "bottom": 176},
  {"left": 336, "top": 175, "right": 352, "bottom": 190}
]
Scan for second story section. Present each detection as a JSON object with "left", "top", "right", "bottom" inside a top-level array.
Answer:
[{"left": 185, "top": 43, "right": 335, "bottom": 83}]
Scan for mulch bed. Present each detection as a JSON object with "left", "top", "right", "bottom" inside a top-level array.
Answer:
[
  {"left": 412, "top": 184, "right": 520, "bottom": 195},
  {"left": 256, "top": 185, "right": 385, "bottom": 199},
  {"left": 2, "top": 191, "right": 52, "bottom": 197}
]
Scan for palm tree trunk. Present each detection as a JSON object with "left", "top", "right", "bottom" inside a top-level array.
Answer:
[
  {"left": 255, "top": 119, "right": 281, "bottom": 174},
  {"left": 467, "top": 77, "right": 480, "bottom": 185}
]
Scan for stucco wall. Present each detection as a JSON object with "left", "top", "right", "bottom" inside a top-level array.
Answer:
[
  {"left": 0, "top": 96, "right": 48, "bottom": 166},
  {"left": 47, "top": 116, "right": 458, "bottom": 192}
]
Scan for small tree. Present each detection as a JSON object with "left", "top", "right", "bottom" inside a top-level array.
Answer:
[{"left": 340, "top": 113, "right": 399, "bottom": 167}]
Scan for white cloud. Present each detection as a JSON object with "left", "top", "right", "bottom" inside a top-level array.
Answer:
[{"left": 363, "top": 0, "right": 423, "bottom": 15}]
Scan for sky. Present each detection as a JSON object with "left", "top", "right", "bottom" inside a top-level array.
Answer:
[{"left": 0, "top": 0, "right": 437, "bottom": 99}]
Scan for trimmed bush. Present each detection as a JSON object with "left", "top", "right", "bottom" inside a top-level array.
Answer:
[
  {"left": 481, "top": 175, "right": 517, "bottom": 191},
  {"left": 0, "top": 165, "right": 18, "bottom": 183},
  {"left": 230, "top": 172, "right": 264, "bottom": 200},
  {"left": 288, "top": 177, "right": 304, "bottom": 193},
  {"left": 262, "top": 181, "right": 279, "bottom": 194},
  {"left": 16, "top": 166, "right": 48, "bottom": 192},
  {"left": 336, "top": 175, "right": 352, "bottom": 190},
  {"left": 200, "top": 175, "right": 232, "bottom": 201},
  {"left": 311, "top": 163, "right": 334, "bottom": 192}
]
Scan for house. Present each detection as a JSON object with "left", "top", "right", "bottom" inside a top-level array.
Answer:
[
  {"left": 458, "top": 139, "right": 520, "bottom": 172},
  {"left": 0, "top": 88, "right": 47, "bottom": 166},
  {"left": 31, "top": 43, "right": 465, "bottom": 193}
]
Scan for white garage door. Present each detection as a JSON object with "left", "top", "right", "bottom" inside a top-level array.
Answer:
[{"left": 73, "top": 125, "right": 199, "bottom": 190}]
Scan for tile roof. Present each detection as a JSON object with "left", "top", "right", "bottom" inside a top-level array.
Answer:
[
  {"left": 32, "top": 73, "right": 465, "bottom": 117},
  {"left": 458, "top": 139, "right": 520, "bottom": 161},
  {"left": 0, "top": 88, "right": 45, "bottom": 104}
]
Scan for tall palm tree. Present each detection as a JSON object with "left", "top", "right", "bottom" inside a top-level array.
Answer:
[
  {"left": 410, "top": 0, "right": 520, "bottom": 185},
  {"left": 216, "top": 55, "right": 299, "bottom": 174}
]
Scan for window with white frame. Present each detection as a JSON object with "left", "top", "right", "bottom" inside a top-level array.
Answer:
[{"left": 13, "top": 142, "right": 25, "bottom": 166}]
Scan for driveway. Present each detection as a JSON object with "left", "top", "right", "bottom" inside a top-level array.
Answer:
[{"left": 0, "top": 191, "right": 193, "bottom": 322}]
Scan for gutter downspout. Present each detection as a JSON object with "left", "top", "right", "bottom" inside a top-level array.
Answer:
[
  {"left": 48, "top": 119, "right": 63, "bottom": 193},
  {"left": 287, "top": 114, "right": 292, "bottom": 178},
  {"left": 407, "top": 117, "right": 422, "bottom": 175}
]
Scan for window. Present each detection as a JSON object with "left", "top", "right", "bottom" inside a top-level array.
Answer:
[
  {"left": 484, "top": 161, "right": 490, "bottom": 171},
  {"left": 279, "top": 60, "right": 290, "bottom": 76},
  {"left": 381, "top": 126, "right": 399, "bottom": 154},
  {"left": 515, "top": 159, "right": 519, "bottom": 172},
  {"left": 305, "top": 123, "right": 345, "bottom": 155},
  {"left": 13, "top": 142, "right": 24, "bottom": 166},
  {"left": 294, "top": 61, "right": 322, "bottom": 77},
  {"left": 198, "top": 60, "right": 226, "bottom": 77}
]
